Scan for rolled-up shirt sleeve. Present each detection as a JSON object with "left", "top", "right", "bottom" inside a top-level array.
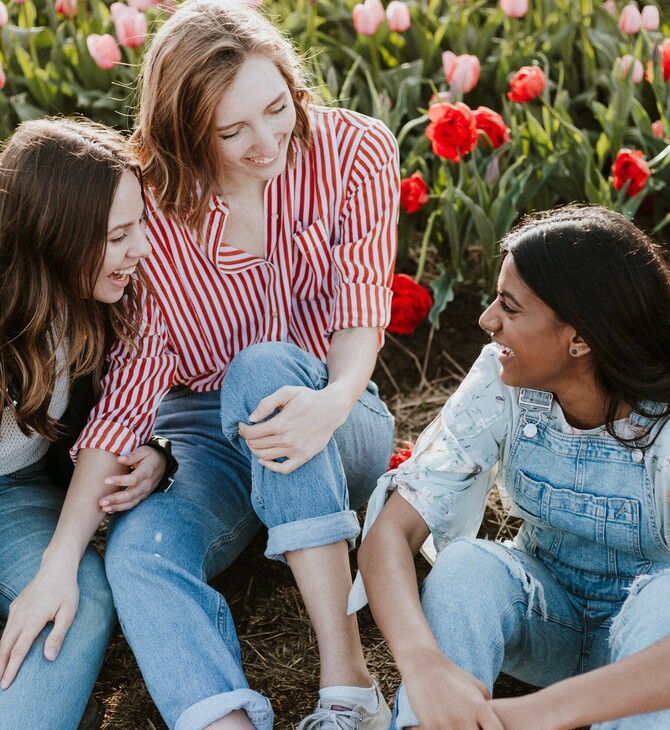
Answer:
[
  {"left": 72, "top": 287, "right": 179, "bottom": 458},
  {"left": 329, "top": 118, "right": 399, "bottom": 334},
  {"left": 390, "top": 346, "right": 511, "bottom": 550}
]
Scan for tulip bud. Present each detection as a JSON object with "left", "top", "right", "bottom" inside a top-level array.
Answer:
[
  {"left": 352, "top": 1, "right": 382, "bottom": 35},
  {"left": 619, "top": 3, "right": 642, "bottom": 33},
  {"left": 500, "top": 0, "right": 528, "bottom": 18},
  {"left": 86, "top": 33, "right": 122, "bottom": 70},
  {"left": 641, "top": 4, "right": 659, "bottom": 29},
  {"left": 0, "top": 3, "right": 8, "bottom": 27},
  {"left": 603, "top": 0, "right": 617, "bottom": 15},
  {"left": 620, "top": 54, "right": 644, "bottom": 83},
  {"left": 386, "top": 1, "right": 410, "bottom": 32},
  {"left": 652, "top": 120, "right": 665, "bottom": 137}
]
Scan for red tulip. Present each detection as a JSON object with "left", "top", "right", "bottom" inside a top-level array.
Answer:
[
  {"left": 426, "top": 101, "right": 478, "bottom": 162},
  {"left": 111, "top": 2, "right": 147, "bottom": 48},
  {"left": 612, "top": 149, "right": 650, "bottom": 197},
  {"left": 386, "top": 1, "right": 410, "bottom": 31},
  {"left": 500, "top": 0, "right": 528, "bottom": 17},
  {"left": 507, "top": 65, "right": 546, "bottom": 102},
  {"left": 400, "top": 173, "right": 429, "bottom": 214},
  {"left": 86, "top": 33, "right": 122, "bottom": 70},
  {"left": 641, "top": 4, "right": 659, "bottom": 30},
  {"left": 473, "top": 107, "right": 510, "bottom": 149},
  {"left": 388, "top": 275, "right": 433, "bottom": 335},
  {"left": 619, "top": 3, "right": 642, "bottom": 33},
  {"left": 652, "top": 120, "right": 666, "bottom": 137},
  {"left": 662, "top": 38, "right": 670, "bottom": 81},
  {"left": 389, "top": 442, "right": 414, "bottom": 469}
]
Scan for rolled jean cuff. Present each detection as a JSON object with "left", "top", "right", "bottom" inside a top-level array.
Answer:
[
  {"left": 394, "top": 682, "right": 420, "bottom": 730},
  {"left": 265, "top": 510, "right": 361, "bottom": 562},
  {"left": 175, "top": 689, "right": 273, "bottom": 730}
]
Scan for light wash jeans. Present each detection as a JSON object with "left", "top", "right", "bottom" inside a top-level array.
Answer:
[
  {"left": 0, "top": 459, "right": 115, "bottom": 730},
  {"left": 394, "top": 389, "right": 670, "bottom": 730},
  {"left": 105, "top": 342, "right": 394, "bottom": 730}
]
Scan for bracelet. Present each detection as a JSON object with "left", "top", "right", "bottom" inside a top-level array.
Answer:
[{"left": 142, "top": 435, "right": 179, "bottom": 493}]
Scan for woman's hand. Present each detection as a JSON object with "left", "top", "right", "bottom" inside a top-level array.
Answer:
[
  {"left": 491, "top": 696, "right": 563, "bottom": 730},
  {"left": 404, "top": 651, "right": 504, "bottom": 730},
  {"left": 0, "top": 559, "right": 79, "bottom": 689},
  {"left": 99, "top": 445, "right": 167, "bottom": 513},
  {"left": 239, "top": 385, "right": 347, "bottom": 474}
]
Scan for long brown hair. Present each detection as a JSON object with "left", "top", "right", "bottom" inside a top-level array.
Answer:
[
  {"left": 0, "top": 117, "right": 143, "bottom": 440},
  {"left": 132, "top": 0, "right": 312, "bottom": 232}
]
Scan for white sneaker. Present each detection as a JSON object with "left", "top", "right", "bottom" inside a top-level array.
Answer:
[{"left": 297, "top": 682, "right": 391, "bottom": 730}]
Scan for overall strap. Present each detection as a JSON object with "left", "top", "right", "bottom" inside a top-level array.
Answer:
[{"left": 518, "top": 388, "right": 553, "bottom": 438}]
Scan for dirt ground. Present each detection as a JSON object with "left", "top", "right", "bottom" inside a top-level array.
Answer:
[{"left": 91, "top": 287, "right": 559, "bottom": 730}]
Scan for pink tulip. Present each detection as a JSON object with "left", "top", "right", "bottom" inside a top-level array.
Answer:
[
  {"left": 500, "top": 0, "right": 528, "bottom": 17},
  {"left": 365, "top": 0, "right": 386, "bottom": 25},
  {"left": 652, "top": 120, "right": 665, "bottom": 137},
  {"left": 13, "top": 0, "right": 26, "bottom": 5},
  {"left": 620, "top": 54, "right": 644, "bottom": 83},
  {"left": 55, "top": 0, "right": 77, "bottom": 17},
  {"left": 0, "top": 63, "right": 5, "bottom": 90},
  {"left": 619, "top": 3, "right": 642, "bottom": 33},
  {"left": 0, "top": 3, "right": 8, "bottom": 27},
  {"left": 111, "top": 2, "right": 147, "bottom": 48},
  {"left": 87, "top": 33, "right": 122, "bottom": 70},
  {"left": 603, "top": 0, "right": 617, "bottom": 15},
  {"left": 442, "top": 52, "right": 480, "bottom": 94},
  {"left": 352, "top": 2, "right": 382, "bottom": 35},
  {"left": 127, "top": 0, "right": 152, "bottom": 10},
  {"left": 641, "top": 4, "right": 659, "bottom": 29},
  {"left": 386, "top": 1, "right": 410, "bottom": 32}
]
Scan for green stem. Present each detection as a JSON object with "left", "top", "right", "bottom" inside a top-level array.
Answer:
[{"left": 415, "top": 209, "right": 438, "bottom": 282}]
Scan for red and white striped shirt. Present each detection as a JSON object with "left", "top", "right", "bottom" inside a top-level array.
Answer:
[{"left": 75, "top": 106, "right": 399, "bottom": 455}]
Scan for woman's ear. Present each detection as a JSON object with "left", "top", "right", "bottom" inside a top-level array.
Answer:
[{"left": 569, "top": 334, "right": 591, "bottom": 358}]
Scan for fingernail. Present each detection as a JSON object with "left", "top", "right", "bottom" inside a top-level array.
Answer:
[
  {"left": 45, "top": 648, "right": 57, "bottom": 661},
  {"left": 100, "top": 500, "right": 109, "bottom": 507},
  {"left": 104, "top": 478, "right": 113, "bottom": 485}
]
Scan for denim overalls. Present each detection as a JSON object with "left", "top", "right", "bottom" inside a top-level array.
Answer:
[{"left": 396, "top": 388, "right": 670, "bottom": 730}]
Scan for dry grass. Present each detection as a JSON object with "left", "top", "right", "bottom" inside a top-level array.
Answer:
[{"left": 93, "top": 351, "right": 539, "bottom": 730}]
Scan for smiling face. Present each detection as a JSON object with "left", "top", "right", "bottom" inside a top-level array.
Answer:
[
  {"left": 214, "top": 53, "right": 297, "bottom": 189},
  {"left": 479, "top": 255, "right": 581, "bottom": 393},
  {"left": 92, "top": 170, "right": 151, "bottom": 303}
]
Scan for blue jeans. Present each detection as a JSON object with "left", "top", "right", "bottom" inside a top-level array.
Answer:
[
  {"left": 0, "top": 459, "right": 116, "bottom": 730},
  {"left": 394, "top": 539, "right": 670, "bottom": 729},
  {"left": 105, "top": 342, "right": 394, "bottom": 730},
  {"left": 395, "top": 387, "right": 670, "bottom": 730}
]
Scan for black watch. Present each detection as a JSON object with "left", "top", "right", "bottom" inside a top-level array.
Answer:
[{"left": 142, "top": 435, "right": 178, "bottom": 492}]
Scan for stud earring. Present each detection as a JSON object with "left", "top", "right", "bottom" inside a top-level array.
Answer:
[{"left": 571, "top": 349, "right": 578, "bottom": 355}]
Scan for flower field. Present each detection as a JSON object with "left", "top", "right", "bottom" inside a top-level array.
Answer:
[{"left": 1, "top": 0, "right": 669, "bottom": 325}]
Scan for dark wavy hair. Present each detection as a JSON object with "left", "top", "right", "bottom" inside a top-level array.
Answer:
[
  {"left": 0, "top": 117, "right": 143, "bottom": 440},
  {"left": 501, "top": 204, "right": 670, "bottom": 445}
]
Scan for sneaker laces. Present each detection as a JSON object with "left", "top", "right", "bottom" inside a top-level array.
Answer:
[{"left": 297, "top": 705, "right": 363, "bottom": 730}]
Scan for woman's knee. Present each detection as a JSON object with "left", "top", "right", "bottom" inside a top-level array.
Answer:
[{"left": 610, "top": 570, "right": 670, "bottom": 660}]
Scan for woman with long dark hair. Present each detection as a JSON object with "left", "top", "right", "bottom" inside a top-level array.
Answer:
[
  {"left": 0, "top": 117, "right": 175, "bottom": 729},
  {"left": 357, "top": 205, "right": 670, "bottom": 729}
]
